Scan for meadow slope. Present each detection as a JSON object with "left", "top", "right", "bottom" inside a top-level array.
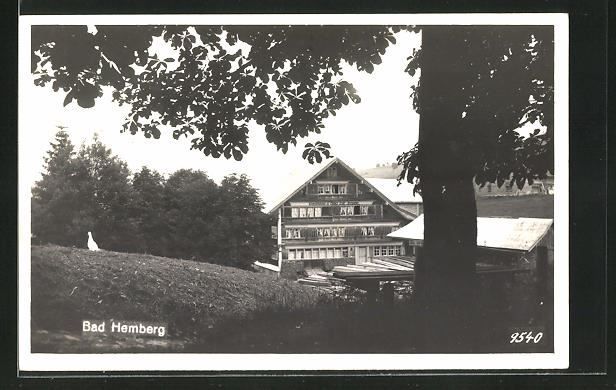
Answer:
[{"left": 31, "top": 245, "right": 325, "bottom": 351}]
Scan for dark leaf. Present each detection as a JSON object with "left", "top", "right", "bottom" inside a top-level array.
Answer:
[{"left": 63, "top": 91, "right": 74, "bottom": 107}]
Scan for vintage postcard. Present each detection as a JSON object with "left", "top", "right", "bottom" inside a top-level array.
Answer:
[{"left": 18, "top": 13, "right": 569, "bottom": 371}]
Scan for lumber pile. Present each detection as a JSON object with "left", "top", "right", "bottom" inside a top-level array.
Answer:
[
  {"left": 297, "top": 271, "right": 348, "bottom": 290},
  {"left": 332, "top": 256, "right": 416, "bottom": 280}
]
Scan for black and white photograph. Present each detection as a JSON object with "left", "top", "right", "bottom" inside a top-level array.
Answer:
[{"left": 18, "top": 13, "right": 569, "bottom": 371}]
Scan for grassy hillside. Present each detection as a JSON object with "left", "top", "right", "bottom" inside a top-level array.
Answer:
[
  {"left": 31, "top": 245, "right": 325, "bottom": 351},
  {"left": 29, "top": 245, "right": 552, "bottom": 354},
  {"left": 358, "top": 165, "right": 401, "bottom": 179},
  {"left": 476, "top": 194, "right": 554, "bottom": 218}
]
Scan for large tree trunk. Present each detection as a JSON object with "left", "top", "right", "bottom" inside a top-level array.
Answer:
[{"left": 413, "top": 26, "right": 479, "bottom": 352}]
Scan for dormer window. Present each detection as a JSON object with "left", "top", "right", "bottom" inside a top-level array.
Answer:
[{"left": 317, "top": 183, "right": 346, "bottom": 195}]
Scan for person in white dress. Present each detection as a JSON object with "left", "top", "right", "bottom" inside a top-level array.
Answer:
[{"left": 87, "top": 231, "right": 100, "bottom": 251}]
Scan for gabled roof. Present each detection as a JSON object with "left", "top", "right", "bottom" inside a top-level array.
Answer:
[
  {"left": 388, "top": 214, "right": 553, "bottom": 253},
  {"left": 266, "top": 157, "right": 415, "bottom": 220},
  {"left": 365, "top": 178, "right": 422, "bottom": 204}
]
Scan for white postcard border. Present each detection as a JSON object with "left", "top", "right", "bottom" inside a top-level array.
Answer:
[{"left": 18, "top": 13, "right": 569, "bottom": 372}]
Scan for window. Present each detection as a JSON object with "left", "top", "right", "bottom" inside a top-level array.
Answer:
[
  {"left": 288, "top": 250, "right": 295, "bottom": 260},
  {"left": 327, "top": 248, "right": 334, "bottom": 258},
  {"left": 338, "top": 227, "right": 345, "bottom": 237},
  {"left": 307, "top": 207, "right": 314, "bottom": 218},
  {"left": 361, "top": 227, "right": 368, "bottom": 236},
  {"left": 360, "top": 205, "right": 369, "bottom": 215},
  {"left": 319, "top": 183, "right": 347, "bottom": 195},
  {"left": 331, "top": 228, "right": 338, "bottom": 237},
  {"left": 368, "top": 226, "right": 375, "bottom": 236},
  {"left": 328, "top": 166, "right": 337, "bottom": 177},
  {"left": 297, "top": 249, "right": 304, "bottom": 259},
  {"left": 323, "top": 228, "right": 330, "bottom": 237},
  {"left": 334, "top": 248, "right": 341, "bottom": 258},
  {"left": 314, "top": 207, "right": 322, "bottom": 217},
  {"left": 317, "top": 228, "right": 323, "bottom": 237},
  {"left": 349, "top": 247, "right": 355, "bottom": 256},
  {"left": 299, "top": 208, "right": 307, "bottom": 218},
  {"left": 374, "top": 245, "right": 402, "bottom": 256},
  {"left": 305, "top": 249, "right": 312, "bottom": 259},
  {"left": 342, "top": 247, "right": 349, "bottom": 258},
  {"left": 291, "top": 208, "right": 299, "bottom": 218},
  {"left": 293, "top": 229, "right": 301, "bottom": 238},
  {"left": 285, "top": 229, "right": 293, "bottom": 239},
  {"left": 319, "top": 248, "right": 327, "bottom": 259},
  {"left": 312, "top": 249, "right": 319, "bottom": 259}
]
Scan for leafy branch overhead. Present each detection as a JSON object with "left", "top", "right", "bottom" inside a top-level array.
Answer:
[
  {"left": 32, "top": 25, "right": 404, "bottom": 163},
  {"left": 302, "top": 141, "right": 332, "bottom": 164},
  {"left": 31, "top": 25, "right": 553, "bottom": 189},
  {"left": 398, "top": 26, "right": 554, "bottom": 193}
]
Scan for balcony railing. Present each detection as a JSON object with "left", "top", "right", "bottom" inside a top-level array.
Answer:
[
  {"left": 284, "top": 233, "right": 392, "bottom": 242},
  {"left": 282, "top": 215, "right": 382, "bottom": 223}
]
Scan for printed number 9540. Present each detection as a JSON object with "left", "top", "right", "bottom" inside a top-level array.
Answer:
[{"left": 510, "top": 331, "right": 544, "bottom": 344}]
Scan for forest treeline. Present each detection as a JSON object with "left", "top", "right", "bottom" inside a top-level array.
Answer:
[{"left": 31, "top": 130, "right": 275, "bottom": 269}]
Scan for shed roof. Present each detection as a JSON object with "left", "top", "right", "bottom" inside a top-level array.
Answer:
[{"left": 388, "top": 214, "right": 553, "bottom": 252}]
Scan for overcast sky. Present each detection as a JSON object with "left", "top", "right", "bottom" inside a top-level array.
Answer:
[{"left": 22, "top": 29, "right": 421, "bottom": 208}]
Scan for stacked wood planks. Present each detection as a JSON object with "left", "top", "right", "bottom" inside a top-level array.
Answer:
[
  {"left": 297, "top": 257, "right": 529, "bottom": 289},
  {"left": 297, "top": 272, "right": 348, "bottom": 290},
  {"left": 332, "top": 256, "right": 416, "bottom": 280}
]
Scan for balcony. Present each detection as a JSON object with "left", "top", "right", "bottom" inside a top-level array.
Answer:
[
  {"left": 283, "top": 233, "right": 392, "bottom": 243},
  {"left": 282, "top": 215, "right": 385, "bottom": 224}
]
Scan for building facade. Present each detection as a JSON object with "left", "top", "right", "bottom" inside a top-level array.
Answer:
[
  {"left": 268, "top": 158, "right": 415, "bottom": 279},
  {"left": 474, "top": 174, "right": 555, "bottom": 197}
]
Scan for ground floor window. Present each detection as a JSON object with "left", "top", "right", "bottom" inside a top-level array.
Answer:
[
  {"left": 373, "top": 245, "right": 403, "bottom": 257},
  {"left": 288, "top": 246, "right": 353, "bottom": 260}
]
